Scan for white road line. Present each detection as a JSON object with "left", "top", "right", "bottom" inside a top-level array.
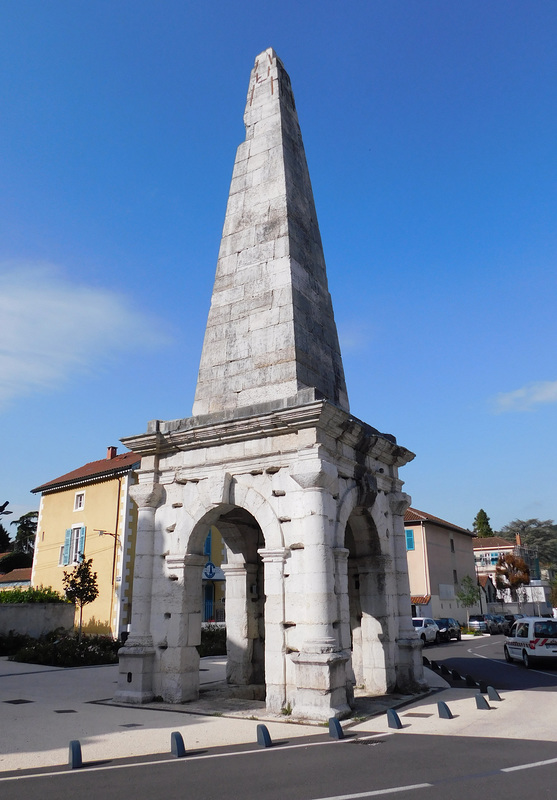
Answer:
[
  {"left": 307, "top": 786, "right": 431, "bottom": 800},
  {"left": 502, "top": 757, "right": 557, "bottom": 772},
  {"left": 0, "top": 738, "right": 364, "bottom": 782}
]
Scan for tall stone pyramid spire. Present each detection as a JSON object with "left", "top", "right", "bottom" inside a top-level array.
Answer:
[{"left": 192, "top": 48, "right": 349, "bottom": 417}]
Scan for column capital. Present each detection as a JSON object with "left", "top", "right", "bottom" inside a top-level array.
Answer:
[
  {"left": 129, "top": 481, "right": 165, "bottom": 510},
  {"left": 389, "top": 491, "right": 411, "bottom": 517},
  {"left": 257, "top": 547, "right": 289, "bottom": 563}
]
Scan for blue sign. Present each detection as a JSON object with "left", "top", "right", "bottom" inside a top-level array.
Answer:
[{"left": 203, "top": 561, "right": 216, "bottom": 580}]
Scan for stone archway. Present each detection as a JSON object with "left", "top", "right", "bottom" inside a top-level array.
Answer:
[
  {"left": 344, "top": 507, "right": 389, "bottom": 695},
  {"left": 201, "top": 507, "right": 266, "bottom": 696}
]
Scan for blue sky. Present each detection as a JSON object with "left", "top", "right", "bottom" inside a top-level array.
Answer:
[{"left": 1, "top": 1, "right": 556, "bottom": 533}]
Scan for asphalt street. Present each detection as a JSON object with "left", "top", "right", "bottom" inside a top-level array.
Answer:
[{"left": 2, "top": 637, "right": 557, "bottom": 800}]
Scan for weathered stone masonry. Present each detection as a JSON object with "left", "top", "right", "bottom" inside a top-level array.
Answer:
[{"left": 115, "top": 48, "right": 425, "bottom": 720}]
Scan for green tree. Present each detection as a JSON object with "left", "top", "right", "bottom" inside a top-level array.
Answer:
[
  {"left": 0, "top": 523, "right": 12, "bottom": 552},
  {"left": 499, "top": 518, "right": 557, "bottom": 567},
  {"left": 473, "top": 509, "right": 493, "bottom": 538},
  {"left": 495, "top": 553, "right": 530, "bottom": 603},
  {"left": 10, "top": 511, "right": 38, "bottom": 554},
  {"left": 0, "top": 550, "right": 33, "bottom": 574},
  {"left": 63, "top": 558, "right": 99, "bottom": 639},
  {"left": 456, "top": 575, "right": 480, "bottom": 625}
]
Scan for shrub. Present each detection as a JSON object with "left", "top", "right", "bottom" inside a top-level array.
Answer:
[
  {"left": 10, "top": 630, "right": 120, "bottom": 667},
  {"left": 0, "top": 585, "right": 67, "bottom": 604},
  {"left": 197, "top": 623, "right": 226, "bottom": 657},
  {"left": 0, "top": 630, "right": 34, "bottom": 656}
]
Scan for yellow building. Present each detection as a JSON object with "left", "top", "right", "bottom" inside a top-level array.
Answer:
[
  {"left": 31, "top": 447, "right": 139, "bottom": 637},
  {"left": 202, "top": 526, "right": 226, "bottom": 622}
]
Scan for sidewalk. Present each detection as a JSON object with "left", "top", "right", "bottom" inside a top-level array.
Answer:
[{"left": 1, "top": 655, "right": 555, "bottom": 773}]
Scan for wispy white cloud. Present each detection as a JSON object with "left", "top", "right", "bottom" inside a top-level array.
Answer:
[
  {"left": 0, "top": 262, "right": 169, "bottom": 409},
  {"left": 338, "top": 321, "right": 373, "bottom": 353},
  {"left": 493, "top": 380, "right": 557, "bottom": 413}
]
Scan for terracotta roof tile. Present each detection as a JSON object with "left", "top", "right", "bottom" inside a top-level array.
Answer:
[
  {"left": 32, "top": 451, "right": 140, "bottom": 494},
  {"left": 411, "top": 595, "right": 431, "bottom": 605},
  {"left": 472, "top": 536, "right": 514, "bottom": 550},
  {"left": 404, "top": 507, "right": 473, "bottom": 536},
  {"left": 0, "top": 568, "right": 31, "bottom": 583}
]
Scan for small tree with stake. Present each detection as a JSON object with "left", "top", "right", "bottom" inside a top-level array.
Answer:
[
  {"left": 456, "top": 574, "right": 480, "bottom": 626},
  {"left": 63, "top": 557, "right": 99, "bottom": 640}
]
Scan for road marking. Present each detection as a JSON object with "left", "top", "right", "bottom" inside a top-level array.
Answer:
[
  {"left": 0, "top": 738, "right": 383, "bottom": 782},
  {"left": 307, "top": 786, "right": 431, "bottom": 799},
  {"left": 502, "top": 757, "right": 557, "bottom": 772}
]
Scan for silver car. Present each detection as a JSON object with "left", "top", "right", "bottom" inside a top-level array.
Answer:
[{"left": 412, "top": 617, "right": 440, "bottom": 645}]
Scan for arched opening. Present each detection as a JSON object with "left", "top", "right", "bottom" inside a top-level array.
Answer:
[
  {"left": 189, "top": 505, "right": 266, "bottom": 700},
  {"left": 344, "top": 507, "right": 388, "bottom": 695}
]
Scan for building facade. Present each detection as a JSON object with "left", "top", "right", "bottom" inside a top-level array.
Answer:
[
  {"left": 31, "top": 447, "right": 139, "bottom": 637},
  {"left": 405, "top": 507, "right": 477, "bottom": 623}
]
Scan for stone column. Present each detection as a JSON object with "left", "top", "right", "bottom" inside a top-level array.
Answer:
[
  {"left": 289, "top": 460, "right": 350, "bottom": 720},
  {"left": 222, "top": 562, "right": 258, "bottom": 686},
  {"left": 258, "top": 547, "right": 289, "bottom": 713},
  {"left": 357, "top": 555, "right": 389, "bottom": 695},
  {"left": 114, "top": 480, "right": 163, "bottom": 703},
  {"left": 167, "top": 553, "right": 206, "bottom": 703},
  {"left": 389, "top": 491, "right": 426, "bottom": 692},
  {"left": 290, "top": 460, "right": 339, "bottom": 652}
]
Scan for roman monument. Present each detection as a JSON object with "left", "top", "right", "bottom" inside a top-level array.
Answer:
[{"left": 115, "top": 48, "right": 425, "bottom": 719}]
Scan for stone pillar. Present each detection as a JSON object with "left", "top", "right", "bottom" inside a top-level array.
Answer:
[
  {"left": 258, "top": 547, "right": 288, "bottom": 713},
  {"left": 358, "top": 555, "right": 389, "bottom": 695},
  {"left": 290, "top": 460, "right": 338, "bottom": 651},
  {"left": 289, "top": 461, "right": 350, "bottom": 720},
  {"left": 222, "top": 562, "right": 258, "bottom": 686},
  {"left": 115, "top": 480, "right": 164, "bottom": 703},
  {"left": 334, "top": 547, "right": 354, "bottom": 707},
  {"left": 389, "top": 492, "right": 426, "bottom": 692},
  {"left": 165, "top": 553, "right": 205, "bottom": 703}
]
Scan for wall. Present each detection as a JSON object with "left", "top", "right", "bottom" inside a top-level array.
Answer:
[
  {"left": 0, "top": 603, "right": 75, "bottom": 637},
  {"left": 32, "top": 477, "right": 131, "bottom": 635}
]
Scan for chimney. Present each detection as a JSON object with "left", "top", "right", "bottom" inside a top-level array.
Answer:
[
  {"left": 106, "top": 446, "right": 117, "bottom": 460},
  {"left": 515, "top": 532, "right": 522, "bottom": 547}
]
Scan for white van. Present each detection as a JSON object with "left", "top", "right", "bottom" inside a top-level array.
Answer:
[{"left": 504, "top": 617, "right": 557, "bottom": 668}]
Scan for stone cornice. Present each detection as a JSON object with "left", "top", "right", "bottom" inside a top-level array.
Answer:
[{"left": 121, "top": 400, "right": 415, "bottom": 468}]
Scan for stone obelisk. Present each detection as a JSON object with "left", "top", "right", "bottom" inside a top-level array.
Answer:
[
  {"left": 193, "top": 47, "right": 348, "bottom": 417},
  {"left": 116, "top": 49, "right": 423, "bottom": 720}
]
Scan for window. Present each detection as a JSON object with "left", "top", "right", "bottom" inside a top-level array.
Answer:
[
  {"left": 450, "top": 538, "right": 455, "bottom": 553},
  {"left": 74, "top": 492, "right": 85, "bottom": 511},
  {"left": 405, "top": 529, "right": 415, "bottom": 551},
  {"left": 453, "top": 569, "right": 458, "bottom": 584},
  {"left": 204, "top": 530, "right": 212, "bottom": 558},
  {"left": 60, "top": 526, "right": 85, "bottom": 566}
]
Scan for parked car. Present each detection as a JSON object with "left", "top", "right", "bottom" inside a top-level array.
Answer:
[
  {"left": 468, "top": 614, "right": 500, "bottom": 634},
  {"left": 504, "top": 617, "right": 557, "bottom": 668},
  {"left": 412, "top": 617, "right": 440, "bottom": 645},
  {"left": 434, "top": 618, "right": 462, "bottom": 642},
  {"left": 493, "top": 615, "right": 506, "bottom": 633},
  {"left": 501, "top": 613, "right": 524, "bottom": 635}
]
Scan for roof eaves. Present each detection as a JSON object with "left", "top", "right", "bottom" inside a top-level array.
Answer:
[{"left": 32, "top": 461, "right": 140, "bottom": 494}]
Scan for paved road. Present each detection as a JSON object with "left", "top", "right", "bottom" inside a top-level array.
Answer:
[
  {"left": 427, "top": 633, "right": 557, "bottom": 691},
  {"left": 4, "top": 642, "right": 557, "bottom": 799},
  {"left": 2, "top": 728, "right": 557, "bottom": 800}
]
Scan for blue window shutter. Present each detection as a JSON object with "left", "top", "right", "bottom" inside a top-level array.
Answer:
[
  {"left": 78, "top": 527, "right": 86, "bottom": 562},
  {"left": 204, "top": 530, "right": 212, "bottom": 557},
  {"left": 63, "top": 529, "right": 72, "bottom": 565},
  {"left": 405, "top": 529, "right": 415, "bottom": 551}
]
